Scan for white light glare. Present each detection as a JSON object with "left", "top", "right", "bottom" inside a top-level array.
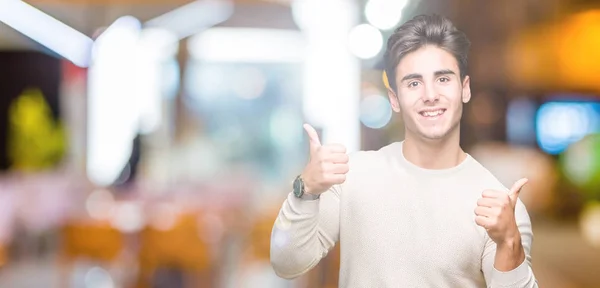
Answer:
[
  {"left": 365, "top": 0, "right": 409, "bottom": 30},
  {"left": 0, "top": 0, "right": 94, "bottom": 67},
  {"left": 347, "top": 24, "right": 383, "bottom": 59},
  {"left": 87, "top": 16, "right": 142, "bottom": 187},
  {"left": 145, "top": 0, "right": 234, "bottom": 40},
  {"left": 188, "top": 28, "right": 305, "bottom": 63}
]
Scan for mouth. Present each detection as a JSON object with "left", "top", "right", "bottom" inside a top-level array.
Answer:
[{"left": 418, "top": 108, "right": 446, "bottom": 118}]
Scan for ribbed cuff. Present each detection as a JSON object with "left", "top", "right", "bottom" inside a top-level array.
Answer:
[
  {"left": 492, "top": 259, "right": 530, "bottom": 287},
  {"left": 287, "top": 192, "right": 320, "bottom": 214}
]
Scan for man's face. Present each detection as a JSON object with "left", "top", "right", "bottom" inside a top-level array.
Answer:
[{"left": 388, "top": 45, "right": 471, "bottom": 141}]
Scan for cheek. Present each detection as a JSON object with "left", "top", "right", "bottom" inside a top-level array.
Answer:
[
  {"left": 397, "top": 99, "right": 415, "bottom": 116},
  {"left": 440, "top": 84, "right": 462, "bottom": 97},
  {"left": 442, "top": 86, "right": 464, "bottom": 107},
  {"left": 449, "top": 98, "right": 464, "bottom": 119},
  {"left": 397, "top": 91, "right": 421, "bottom": 110}
]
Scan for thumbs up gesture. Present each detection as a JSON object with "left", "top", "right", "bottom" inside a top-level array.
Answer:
[
  {"left": 301, "top": 124, "right": 349, "bottom": 195},
  {"left": 474, "top": 178, "right": 529, "bottom": 245}
]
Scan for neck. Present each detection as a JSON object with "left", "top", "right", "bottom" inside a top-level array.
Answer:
[{"left": 402, "top": 128, "right": 466, "bottom": 170}]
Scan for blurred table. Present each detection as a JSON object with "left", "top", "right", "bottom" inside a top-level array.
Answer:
[{"left": 532, "top": 219, "right": 600, "bottom": 288}]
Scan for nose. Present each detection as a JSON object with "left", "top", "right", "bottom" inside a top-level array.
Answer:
[{"left": 422, "top": 82, "right": 440, "bottom": 103}]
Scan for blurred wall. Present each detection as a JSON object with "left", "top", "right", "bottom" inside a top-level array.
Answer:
[{"left": 0, "top": 51, "right": 61, "bottom": 170}]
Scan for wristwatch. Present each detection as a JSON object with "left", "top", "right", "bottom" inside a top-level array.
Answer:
[{"left": 293, "top": 175, "right": 320, "bottom": 200}]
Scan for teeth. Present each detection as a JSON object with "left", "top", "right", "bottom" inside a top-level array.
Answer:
[{"left": 421, "top": 110, "right": 444, "bottom": 117}]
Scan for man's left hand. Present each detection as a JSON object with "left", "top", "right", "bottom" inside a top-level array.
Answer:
[{"left": 474, "top": 178, "right": 528, "bottom": 245}]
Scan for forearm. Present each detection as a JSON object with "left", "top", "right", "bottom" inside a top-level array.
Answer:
[
  {"left": 490, "top": 260, "right": 537, "bottom": 288},
  {"left": 494, "top": 236, "right": 525, "bottom": 272},
  {"left": 270, "top": 192, "right": 338, "bottom": 279},
  {"left": 489, "top": 236, "right": 537, "bottom": 287},
  {"left": 484, "top": 200, "right": 538, "bottom": 287}
]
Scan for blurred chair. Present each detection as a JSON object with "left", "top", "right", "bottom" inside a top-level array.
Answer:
[
  {"left": 59, "top": 220, "right": 125, "bottom": 287},
  {"left": 302, "top": 244, "right": 341, "bottom": 288},
  {"left": 0, "top": 243, "right": 7, "bottom": 268},
  {"left": 321, "top": 245, "right": 340, "bottom": 288},
  {"left": 235, "top": 206, "right": 292, "bottom": 288},
  {"left": 246, "top": 213, "right": 272, "bottom": 263},
  {"left": 136, "top": 212, "right": 212, "bottom": 288}
]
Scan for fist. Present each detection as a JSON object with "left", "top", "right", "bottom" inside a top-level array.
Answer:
[
  {"left": 301, "top": 124, "right": 349, "bottom": 195},
  {"left": 474, "top": 178, "right": 528, "bottom": 245}
]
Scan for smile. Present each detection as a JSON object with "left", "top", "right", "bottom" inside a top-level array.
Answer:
[{"left": 419, "top": 109, "right": 446, "bottom": 118}]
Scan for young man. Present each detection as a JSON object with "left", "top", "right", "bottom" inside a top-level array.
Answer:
[{"left": 270, "top": 14, "right": 537, "bottom": 287}]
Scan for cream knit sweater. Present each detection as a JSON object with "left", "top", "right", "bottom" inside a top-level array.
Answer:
[{"left": 270, "top": 142, "right": 537, "bottom": 287}]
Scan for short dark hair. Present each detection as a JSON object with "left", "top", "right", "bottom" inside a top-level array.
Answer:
[{"left": 384, "top": 14, "right": 471, "bottom": 92}]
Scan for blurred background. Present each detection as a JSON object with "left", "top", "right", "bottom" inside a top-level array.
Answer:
[{"left": 0, "top": 0, "right": 599, "bottom": 287}]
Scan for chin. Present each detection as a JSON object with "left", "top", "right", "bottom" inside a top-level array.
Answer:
[
  {"left": 421, "top": 133, "right": 448, "bottom": 141},
  {"left": 418, "top": 128, "right": 451, "bottom": 140}
]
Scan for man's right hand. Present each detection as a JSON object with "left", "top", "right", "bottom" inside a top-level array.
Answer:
[{"left": 301, "top": 124, "right": 349, "bottom": 195}]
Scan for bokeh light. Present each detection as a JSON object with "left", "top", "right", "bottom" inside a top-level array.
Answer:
[
  {"left": 347, "top": 24, "right": 383, "bottom": 59},
  {"left": 536, "top": 102, "right": 600, "bottom": 155},
  {"left": 360, "top": 94, "right": 392, "bottom": 129},
  {"left": 365, "top": 0, "right": 408, "bottom": 30},
  {"left": 580, "top": 201, "right": 600, "bottom": 248},
  {"left": 233, "top": 67, "right": 267, "bottom": 100},
  {"left": 86, "top": 189, "right": 116, "bottom": 220},
  {"left": 110, "top": 202, "right": 144, "bottom": 233},
  {"left": 561, "top": 134, "right": 600, "bottom": 199},
  {"left": 506, "top": 98, "right": 537, "bottom": 145}
]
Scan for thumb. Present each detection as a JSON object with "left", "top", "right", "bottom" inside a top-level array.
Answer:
[
  {"left": 509, "top": 178, "right": 528, "bottom": 206},
  {"left": 303, "top": 124, "right": 321, "bottom": 150}
]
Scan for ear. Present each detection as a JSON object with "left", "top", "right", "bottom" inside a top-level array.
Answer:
[
  {"left": 383, "top": 70, "right": 401, "bottom": 113},
  {"left": 461, "top": 75, "right": 471, "bottom": 104},
  {"left": 387, "top": 88, "right": 401, "bottom": 113}
]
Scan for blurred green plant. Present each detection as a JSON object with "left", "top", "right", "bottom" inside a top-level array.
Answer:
[
  {"left": 7, "top": 88, "right": 66, "bottom": 171},
  {"left": 560, "top": 134, "right": 600, "bottom": 201}
]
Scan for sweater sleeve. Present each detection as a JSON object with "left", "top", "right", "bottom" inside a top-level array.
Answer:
[
  {"left": 269, "top": 185, "right": 341, "bottom": 279},
  {"left": 482, "top": 199, "right": 538, "bottom": 288}
]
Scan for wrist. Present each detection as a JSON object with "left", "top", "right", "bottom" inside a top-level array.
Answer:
[
  {"left": 497, "top": 228, "right": 521, "bottom": 249},
  {"left": 303, "top": 181, "right": 317, "bottom": 195},
  {"left": 494, "top": 235, "right": 525, "bottom": 272},
  {"left": 294, "top": 174, "right": 320, "bottom": 200},
  {"left": 299, "top": 174, "right": 319, "bottom": 195}
]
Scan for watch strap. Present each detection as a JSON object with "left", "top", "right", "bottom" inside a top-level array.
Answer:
[{"left": 300, "top": 191, "right": 320, "bottom": 200}]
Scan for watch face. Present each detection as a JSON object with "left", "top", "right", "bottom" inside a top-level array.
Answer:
[{"left": 293, "top": 177, "right": 303, "bottom": 197}]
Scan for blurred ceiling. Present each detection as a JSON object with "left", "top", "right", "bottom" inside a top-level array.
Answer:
[
  {"left": 0, "top": 0, "right": 296, "bottom": 50},
  {"left": 0, "top": 3, "right": 178, "bottom": 49},
  {"left": 0, "top": 0, "right": 456, "bottom": 50},
  {"left": 3, "top": 0, "right": 598, "bottom": 94}
]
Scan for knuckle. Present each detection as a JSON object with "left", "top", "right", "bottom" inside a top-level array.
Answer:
[
  {"left": 319, "top": 162, "right": 328, "bottom": 171},
  {"left": 314, "top": 146, "right": 322, "bottom": 154},
  {"left": 317, "top": 149, "right": 326, "bottom": 159},
  {"left": 342, "top": 164, "right": 350, "bottom": 173},
  {"left": 331, "top": 143, "right": 346, "bottom": 152},
  {"left": 314, "top": 155, "right": 323, "bottom": 164}
]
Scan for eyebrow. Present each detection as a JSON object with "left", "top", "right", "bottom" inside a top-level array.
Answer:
[
  {"left": 434, "top": 69, "right": 456, "bottom": 77},
  {"left": 400, "top": 69, "right": 457, "bottom": 82}
]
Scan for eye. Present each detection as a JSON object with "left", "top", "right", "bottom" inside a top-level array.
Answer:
[
  {"left": 408, "top": 81, "right": 420, "bottom": 88},
  {"left": 438, "top": 77, "right": 450, "bottom": 83}
]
